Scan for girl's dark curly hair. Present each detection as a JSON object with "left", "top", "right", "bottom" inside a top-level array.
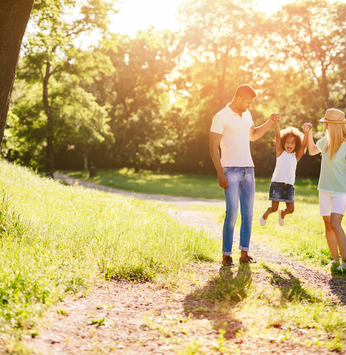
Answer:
[{"left": 280, "top": 127, "right": 305, "bottom": 154}]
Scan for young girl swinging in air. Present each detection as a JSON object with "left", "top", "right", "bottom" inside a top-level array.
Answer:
[{"left": 259, "top": 119, "right": 308, "bottom": 226}]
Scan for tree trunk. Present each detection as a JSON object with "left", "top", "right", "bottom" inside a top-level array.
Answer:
[
  {"left": 321, "top": 66, "right": 330, "bottom": 108},
  {"left": 134, "top": 163, "right": 140, "bottom": 174},
  {"left": 43, "top": 59, "right": 55, "bottom": 178},
  {"left": 46, "top": 133, "right": 54, "bottom": 178},
  {"left": 0, "top": 0, "right": 34, "bottom": 147}
]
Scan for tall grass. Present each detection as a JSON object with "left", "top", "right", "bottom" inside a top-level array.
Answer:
[{"left": 0, "top": 161, "right": 220, "bottom": 337}]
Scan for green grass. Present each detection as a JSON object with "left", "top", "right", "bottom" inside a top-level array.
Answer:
[
  {"left": 0, "top": 161, "right": 220, "bottom": 345},
  {"left": 59, "top": 169, "right": 319, "bottom": 203}
]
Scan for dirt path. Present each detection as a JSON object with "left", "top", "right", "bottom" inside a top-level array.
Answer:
[
  {"left": 54, "top": 173, "right": 225, "bottom": 207},
  {"left": 25, "top": 175, "right": 346, "bottom": 354}
]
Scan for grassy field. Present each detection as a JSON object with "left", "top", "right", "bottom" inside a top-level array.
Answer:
[
  {"left": 0, "top": 164, "right": 345, "bottom": 353},
  {"left": 0, "top": 162, "right": 219, "bottom": 351},
  {"left": 60, "top": 168, "right": 319, "bottom": 203}
]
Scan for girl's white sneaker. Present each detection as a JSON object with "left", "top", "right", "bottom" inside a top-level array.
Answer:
[
  {"left": 278, "top": 209, "right": 284, "bottom": 227},
  {"left": 337, "top": 261, "right": 346, "bottom": 271},
  {"left": 259, "top": 213, "right": 266, "bottom": 226}
]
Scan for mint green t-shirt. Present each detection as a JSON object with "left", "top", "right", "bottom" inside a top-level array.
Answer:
[{"left": 316, "top": 135, "right": 346, "bottom": 194}]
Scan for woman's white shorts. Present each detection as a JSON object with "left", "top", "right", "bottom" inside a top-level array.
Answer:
[{"left": 319, "top": 191, "right": 346, "bottom": 216}]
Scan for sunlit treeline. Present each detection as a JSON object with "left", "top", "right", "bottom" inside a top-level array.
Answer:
[{"left": 4, "top": 0, "right": 346, "bottom": 177}]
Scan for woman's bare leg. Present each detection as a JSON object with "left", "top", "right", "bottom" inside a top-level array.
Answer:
[
  {"left": 322, "top": 215, "right": 340, "bottom": 261},
  {"left": 329, "top": 213, "right": 346, "bottom": 261}
]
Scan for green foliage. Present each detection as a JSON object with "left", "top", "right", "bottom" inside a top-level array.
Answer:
[
  {"left": 173, "top": 0, "right": 265, "bottom": 173},
  {"left": 205, "top": 264, "right": 252, "bottom": 303},
  {"left": 6, "top": 0, "right": 346, "bottom": 176},
  {"left": 88, "top": 29, "right": 183, "bottom": 171},
  {"left": 7, "top": 0, "right": 117, "bottom": 174},
  {"left": 7, "top": 78, "right": 112, "bottom": 169},
  {"left": 270, "top": 0, "right": 346, "bottom": 109},
  {"left": 90, "top": 317, "right": 105, "bottom": 326}
]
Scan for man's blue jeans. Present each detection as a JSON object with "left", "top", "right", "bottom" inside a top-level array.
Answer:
[{"left": 222, "top": 167, "right": 255, "bottom": 256}]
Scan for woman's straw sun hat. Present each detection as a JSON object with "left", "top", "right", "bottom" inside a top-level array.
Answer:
[{"left": 320, "top": 108, "right": 346, "bottom": 123}]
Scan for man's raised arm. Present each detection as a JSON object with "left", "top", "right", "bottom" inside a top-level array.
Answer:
[{"left": 249, "top": 113, "right": 279, "bottom": 142}]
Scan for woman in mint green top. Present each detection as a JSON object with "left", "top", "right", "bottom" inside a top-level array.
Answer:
[{"left": 305, "top": 108, "right": 346, "bottom": 272}]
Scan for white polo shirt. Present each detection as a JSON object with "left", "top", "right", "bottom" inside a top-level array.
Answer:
[{"left": 210, "top": 105, "right": 254, "bottom": 167}]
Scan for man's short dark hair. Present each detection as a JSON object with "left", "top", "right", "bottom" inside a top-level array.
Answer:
[{"left": 235, "top": 84, "right": 257, "bottom": 98}]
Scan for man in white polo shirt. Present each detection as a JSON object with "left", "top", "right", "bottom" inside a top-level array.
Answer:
[{"left": 209, "top": 84, "right": 279, "bottom": 267}]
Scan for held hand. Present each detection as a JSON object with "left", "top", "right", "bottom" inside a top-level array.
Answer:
[
  {"left": 269, "top": 112, "right": 280, "bottom": 123},
  {"left": 218, "top": 173, "right": 228, "bottom": 190},
  {"left": 303, "top": 123, "right": 312, "bottom": 132}
]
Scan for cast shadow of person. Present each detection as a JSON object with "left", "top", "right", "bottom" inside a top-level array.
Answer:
[
  {"left": 182, "top": 263, "right": 252, "bottom": 339},
  {"left": 262, "top": 264, "right": 323, "bottom": 303},
  {"left": 262, "top": 264, "right": 345, "bottom": 306},
  {"left": 329, "top": 272, "right": 346, "bottom": 305}
]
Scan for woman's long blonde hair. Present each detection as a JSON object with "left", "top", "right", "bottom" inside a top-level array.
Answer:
[{"left": 324, "top": 123, "right": 346, "bottom": 160}]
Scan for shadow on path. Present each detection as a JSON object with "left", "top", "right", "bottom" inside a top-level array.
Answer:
[
  {"left": 183, "top": 264, "right": 252, "bottom": 339},
  {"left": 263, "top": 263, "right": 346, "bottom": 307},
  {"left": 262, "top": 264, "right": 323, "bottom": 303},
  {"left": 329, "top": 274, "right": 346, "bottom": 305}
]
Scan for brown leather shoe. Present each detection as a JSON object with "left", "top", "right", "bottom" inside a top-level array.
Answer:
[
  {"left": 222, "top": 255, "right": 234, "bottom": 267},
  {"left": 239, "top": 255, "right": 257, "bottom": 263}
]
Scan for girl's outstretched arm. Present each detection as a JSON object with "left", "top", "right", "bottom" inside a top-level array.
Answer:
[
  {"left": 275, "top": 120, "right": 283, "bottom": 157},
  {"left": 296, "top": 128, "right": 309, "bottom": 161},
  {"left": 304, "top": 123, "right": 320, "bottom": 156}
]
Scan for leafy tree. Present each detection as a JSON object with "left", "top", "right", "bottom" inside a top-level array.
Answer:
[
  {"left": 176, "top": 0, "right": 264, "bottom": 105},
  {"left": 0, "top": 0, "right": 34, "bottom": 147},
  {"left": 269, "top": 0, "right": 346, "bottom": 110},
  {"left": 89, "top": 29, "right": 182, "bottom": 172},
  {"left": 19, "top": 0, "right": 117, "bottom": 177},
  {"left": 7, "top": 74, "right": 112, "bottom": 170}
]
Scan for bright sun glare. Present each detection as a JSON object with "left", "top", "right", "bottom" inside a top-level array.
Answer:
[{"left": 110, "top": 0, "right": 294, "bottom": 37}]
